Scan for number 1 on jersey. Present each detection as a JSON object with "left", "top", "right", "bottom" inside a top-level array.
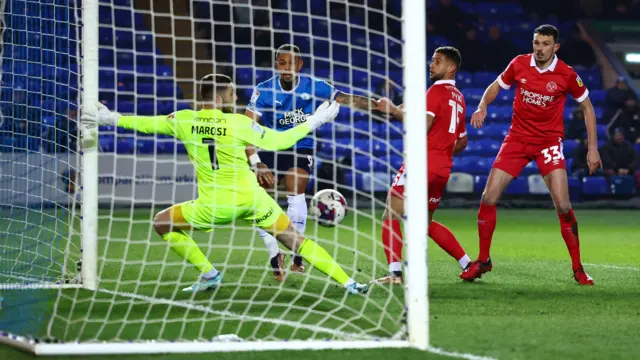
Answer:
[
  {"left": 448, "top": 99, "right": 463, "bottom": 134},
  {"left": 202, "top": 138, "right": 219, "bottom": 170}
]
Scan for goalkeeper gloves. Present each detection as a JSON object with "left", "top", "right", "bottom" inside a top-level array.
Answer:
[
  {"left": 306, "top": 101, "right": 340, "bottom": 131},
  {"left": 81, "top": 102, "right": 121, "bottom": 127}
]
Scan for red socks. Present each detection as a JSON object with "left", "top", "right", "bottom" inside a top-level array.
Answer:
[
  {"left": 477, "top": 203, "right": 497, "bottom": 262},
  {"left": 558, "top": 209, "right": 582, "bottom": 271},
  {"left": 382, "top": 219, "right": 403, "bottom": 266},
  {"left": 428, "top": 221, "right": 466, "bottom": 261}
]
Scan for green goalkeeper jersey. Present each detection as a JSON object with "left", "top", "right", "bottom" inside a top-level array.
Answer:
[{"left": 118, "top": 108, "right": 314, "bottom": 200}]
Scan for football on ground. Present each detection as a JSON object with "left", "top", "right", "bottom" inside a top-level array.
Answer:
[{"left": 310, "top": 189, "right": 347, "bottom": 227}]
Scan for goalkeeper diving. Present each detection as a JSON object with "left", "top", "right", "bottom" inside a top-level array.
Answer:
[{"left": 81, "top": 74, "right": 369, "bottom": 295}]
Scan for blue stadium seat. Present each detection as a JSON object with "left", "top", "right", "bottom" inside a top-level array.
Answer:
[
  {"left": 520, "top": 161, "right": 539, "bottom": 176},
  {"left": 234, "top": 48, "right": 253, "bottom": 66},
  {"left": 477, "top": 139, "right": 501, "bottom": 156},
  {"left": 99, "top": 134, "right": 115, "bottom": 152},
  {"left": 582, "top": 176, "right": 609, "bottom": 195},
  {"left": 610, "top": 176, "right": 636, "bottom": 195},
  {"left": 590, "top": 89, "right": 606, "bottom": 106},
  {"left": 137, "top": 101, "right": 155, "bottom": 115},
  {"left": 116, "top": 137, "right": 135, "bottom": 154},
  {"left": 484, "top": 123, "right": 509, "bottom": 139},
  {"left": 495, "top": 90, "right": 515, "bottom": 105},
  {"left": 462, "top": 88, "right": 484, "bottom": 103},
  {"left": 372, "top": 139, "right": 388, "bottom": 156},
  {"left": 474, "top": 175, "right": 488, "bottom": 193},
  {"left": 354, "top": 154, "right": 373, "bottom": 172},
  {"left": 390, "top": 139, "right": 403, "bottom": 154},
  {"left": 565, "top": 158, "right": 574, "bottom": 174},
  {"left": 563, "top": 139, "right": 580, "bottom": 157},
  {"left": 156, "top": 140, "right": 176, "bottom": 154},
  {"left": 292, "top": 15, "right": 309, "bottom": 33},
  {"left": 466, "top": 126, "right": 486, "bottom": 139},
  {"left": 568, "top": 176, "right": 581, "bottom": 201},
  {"left": 114, "top": 9, "right": 133, "bottom": 27},
  {"left": 157, "top": 81, "right": 175, "bottom": 97},
  {"left": 635, "top": 143, "right": 640, "bottom": 154},
  {"left": 255, "top": 68, "right": 273, "bottom": 83},
  {"left": 473, "top": 72, "right": 498, "bottom": 87},
  {"left": 596, "top": 124, "right": 607, "bottom": 139},
  {"left": 594, "top": 107, "right": 604, "bottom": 120},
  {"left": 136, "top": 83, "right": 154, "bottom": 95},
  {"left": 136, "top": 138, "right": 155, "bottom": 154},
  {"left": 455, "top": 71, "right": 473, "bottom": 87},
  {"left": 116, "top": 101, "right": 135, "bottom": 113},
  {"left": 504, "top": 178, "right": 528, "bottom": 195},
  {"left": 353, "top": 139, "right": 370, "bottom": 154},
  {"left": 390, "top": 154, "right": 403, "bottom": 171}
]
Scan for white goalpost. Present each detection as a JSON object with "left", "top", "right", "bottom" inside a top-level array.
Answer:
[{"left": 0, "top": 0, "right": 427, "bottom": 355}]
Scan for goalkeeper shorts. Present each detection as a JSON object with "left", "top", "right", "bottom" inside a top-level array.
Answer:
[{"left": 179, "top": 187, "right": 283, "bottom": 230}]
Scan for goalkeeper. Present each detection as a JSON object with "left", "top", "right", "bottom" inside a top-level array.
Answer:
[{"left": 81, "top": 74, "right": 369, "bottom": 295}]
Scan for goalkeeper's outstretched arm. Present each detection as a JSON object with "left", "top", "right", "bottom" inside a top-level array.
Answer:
[{"left": 118, "top": 115, "right": 175, "bottom": 136}]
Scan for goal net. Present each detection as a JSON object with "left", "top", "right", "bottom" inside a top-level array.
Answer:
[{"left": 0, "top": 0, "right": 427, "bottom": 354}]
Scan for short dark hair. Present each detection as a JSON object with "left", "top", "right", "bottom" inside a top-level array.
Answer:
[
  {"left": 199, "top": 74, "right": 232, "bottom": 101},
  {"left": 435, "top": 46, "right": 462, "bottom": 70},
  {"left": 275, "top": 44, "right": 301, "bottom": 60},
  {"left": 534, "top": 24, "right": 559, "bottom": 43}
]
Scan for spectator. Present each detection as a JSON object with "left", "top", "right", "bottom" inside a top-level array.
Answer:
[
  {"left": 605, "top": 77, "right": 635, "bottom": 117},
  {"left": 374, "top": 78, "right": 402, "bottom": 106},
  {"left": 565, "top": 107, "right": 586, "bottom": 140},
  {"left": 457, "top": 27, "right": 484, "bottom": 72},
  {"left": 484, "top": 25, "right": 519, "bottom": 72},
  {"left": 606, "top": 96, "right": 640, "bottom": 144},
  {"left": 558, "top": 26, "right": 596, "bottom": 68},
  {"left": 600, "top": 128, "right": 639, "bottom": 177}
]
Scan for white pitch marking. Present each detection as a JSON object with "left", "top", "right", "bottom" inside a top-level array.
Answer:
[{"left": 584, "top": 263, "right": 640, "bottom": 272}]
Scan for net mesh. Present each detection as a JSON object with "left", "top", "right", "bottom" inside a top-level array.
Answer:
[{"left": 1, "top": 0, "right": 409, "bottom": 344}]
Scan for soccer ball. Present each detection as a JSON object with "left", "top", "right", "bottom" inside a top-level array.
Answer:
[{"left": 310, "top": 189, "right": 347, "bottom": 227}]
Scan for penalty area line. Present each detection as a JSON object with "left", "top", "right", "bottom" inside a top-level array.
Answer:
[
  {"left": 97, "top": 287, "right": 376, "bottom": 341},
  {"left": 584, "top": 263, "right": 640, "bottom": 271},
  {"left": 429, "top": 346, "right": 498, "bottom": 360}
]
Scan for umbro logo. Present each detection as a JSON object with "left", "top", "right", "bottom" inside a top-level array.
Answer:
[{"left": 520, "top": 78, "right": 527, "bottom": 84}]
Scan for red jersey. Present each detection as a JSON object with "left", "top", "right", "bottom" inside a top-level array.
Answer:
[
  {"left": 426, "top": 79, "right": 467, "bottom": 177},
  {"left": 497, "top": 54, "right": 589, "bottom": 144}
]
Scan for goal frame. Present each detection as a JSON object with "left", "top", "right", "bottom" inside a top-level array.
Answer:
[{"left": 0, "top": 0, "right": 428, "bottom": 354}]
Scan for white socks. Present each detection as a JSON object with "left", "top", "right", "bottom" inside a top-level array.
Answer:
[
  {"left": 458, "top": 254, "right": 471, "bottom": 270},
  {"left": 257, "top": 227, "right": 280, "bottom": 259},
  {"left": 203, "top": 267, "right": 219, "bottom": 280},
  {"left": 389, "top": 261, "right": 402, "bottom": 273},
  {"left": 286, "top": 193, "right": 307, "bottom": 234},
  {"left": 259, "top": 193, "right": 308, "bottom": 259}
]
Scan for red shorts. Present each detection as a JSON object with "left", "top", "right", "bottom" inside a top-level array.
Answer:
[
  {"left": 492, "top": 136, "right": 566, "bottom": 178},
  {"left": 389, "top": 163, "right": 449, "bottom": 211}
]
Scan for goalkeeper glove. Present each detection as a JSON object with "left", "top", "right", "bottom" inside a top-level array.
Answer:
[
  {"left": 81, "top": 102, "right": 121, "bottom": 127},
  {"left": 306, "top": 101, "right": 340, "bottom": 131}
]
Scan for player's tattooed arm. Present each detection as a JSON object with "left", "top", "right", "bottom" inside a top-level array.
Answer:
[
  {"left": 374, "top": 98, "right": 404, "bottom": 121},
  {"left": 334, "top": 92, "right": 376, "bottom": 111}
]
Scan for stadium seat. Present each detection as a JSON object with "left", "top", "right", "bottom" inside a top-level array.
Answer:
[
  {"left": 447, "top": 172, "right": 474, "bottom": 193},
  {"left": 136, "top": 101, "right": 155, "bottom": 115},
  {"left": 455, "top": 71, "right": 473, "bottom": 87},
  {"left": 389, "top": 155, "right": 403, "bottom": 171},
  {"left": 474, "top": 175, "right": 488, "bottom": 193},
  {"left": 484, "top": 123, "right": 509, "bottom": 139},
  {"left": 116, "top": 137, "right": 135, "bottom": 154},
  {"left": 504, "top": 178, "right": 528, "bottom": 195},
  {"left": 563, "top": 139, "right": 580, "bottom": 157},
  {"left": 582, "top": 176, "right": 609, "bottom": 195},
  {"left": 610, "top": 176, "right": 636, "bottom": 195},
  {"left": 354, "top": 154, "right": 373, "bottom": 172},
  {"left": 635, "top": 143, "right": 640, "bottom": 155},
  {"left": 99, "top": 135, "right": 115, "bottom": 152},
  {"left": 372, "top": 139, "right": 388, "bottom": 156},
  {"left": 596, "top": 124, "right": 607, "bottom": 139},
  {"left": 156, "top": 140, "right": 176, "bottom": 154},
  {"left": 473, "top": 72, "right": 498, "bottom": 87},
  {"left": 496, "top": 90, "right": 515, "bottom": 105},
  {"left": 136, "top": 139, "right": 155, "bottom": 154},
  {"left": 462, "top": 88, "right": 484, "bottom": 103},
  {"left": 590, "top": 89, "right": 606, "bottom": 105},
  {"left": 521, "top": 161, "right": 539, "bottom": 176},
  {"left": 527, "top": 175, "right": 549, "bottom": 194},
  {"left": 567, "top": 176, "right": 581, "bottom": 202},
  {"left": 565, "top": 158, "right": 574, "bottom": 174}
]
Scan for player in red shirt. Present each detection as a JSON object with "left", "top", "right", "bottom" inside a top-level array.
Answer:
[
  {"left": 460, "top": 25, "right": 602, "bottom": 285},
  {"left": 373, "top": 47, "right": 471, "bottom": 284}
]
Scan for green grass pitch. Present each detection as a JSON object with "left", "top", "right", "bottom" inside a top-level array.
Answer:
[{"left": 1, "top": 208, "right": 639, "bottom": 360}]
